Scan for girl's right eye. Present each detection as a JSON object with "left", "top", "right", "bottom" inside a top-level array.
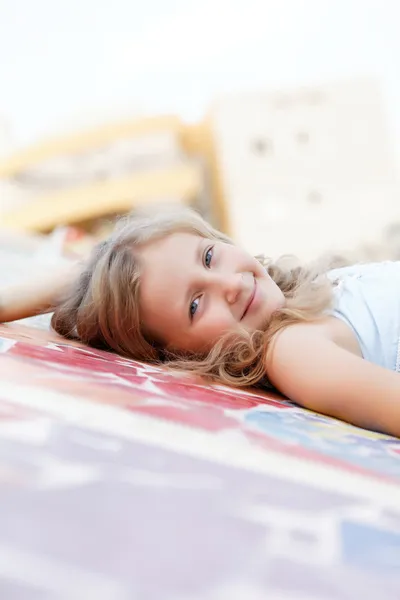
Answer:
[
  {"left": 189, "top": 297, "right": 200, "bottom": 320},
  {"left": 204, "top": 246, "right": 214, "bottom": 268}
]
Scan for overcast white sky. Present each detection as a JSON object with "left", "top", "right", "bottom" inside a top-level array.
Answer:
[{"left": 1, "top": 0, "right": 400, "bottom": 156}]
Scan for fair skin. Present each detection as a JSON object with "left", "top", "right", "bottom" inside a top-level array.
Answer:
[
  {"left": 1, "top": 230, "right": 400, "bottom": 436},
  {"left": 0, "top": 261, "right": 79, "bottom": 322},
  {"left": 267, "top": 323, "right": 400, "bottom": 437},
  {"left": 137, "top": 232, "right": 285, "bottom": 353}
]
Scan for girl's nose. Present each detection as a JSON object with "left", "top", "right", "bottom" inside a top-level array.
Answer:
[{"left": 223, "top": 273, "right": 244, "bottom": 305}]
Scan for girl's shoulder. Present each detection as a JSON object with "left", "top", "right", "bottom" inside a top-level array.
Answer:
[
  {"left": 265, "top": 318, "right": 400, "bottom": 437},
  {"left": 265, "top": 320, "right": 345, "bottom": 398},
  {"left": 327, "top": 260, "right": 400, "bottom": 283}
]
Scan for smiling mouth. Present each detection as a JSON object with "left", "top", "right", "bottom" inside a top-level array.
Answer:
[{"left": 241, "top": 279, "right": 256, "bottom": 320}]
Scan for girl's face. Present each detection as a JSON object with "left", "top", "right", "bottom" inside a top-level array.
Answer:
[{"left": 137, "top": 232, "right": 285, "bottom": 354}]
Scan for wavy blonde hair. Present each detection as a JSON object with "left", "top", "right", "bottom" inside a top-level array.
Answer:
[{"left": 51, "top": 205, "right": 334, "bottom": 388}]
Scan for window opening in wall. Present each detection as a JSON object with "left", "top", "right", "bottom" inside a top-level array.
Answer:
[
  {"left": 251, "top": 138, "right": 273, "bottom": 156},
  {"left": 295, "top": 131, "right": 310, "bottom": 145},
  {"left": 307, "top": 190, "right": 323, "bottom": 205}
]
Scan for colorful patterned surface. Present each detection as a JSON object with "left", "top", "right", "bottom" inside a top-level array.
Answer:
[{"left": 0, "top": 322, "right": 400, "bottom": 599}]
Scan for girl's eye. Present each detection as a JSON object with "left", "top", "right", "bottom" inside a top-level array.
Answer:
[
  {"left": 189, "top": 246, "right": 213, "bottom": 320},
  {"left": 189, "top": 297, "right": 200, "bottom": 319},
  {"left": 204, "top": 246, "right": 214, "bottom": 268}
]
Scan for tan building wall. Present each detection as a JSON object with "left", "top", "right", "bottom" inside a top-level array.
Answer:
[{"left": 211, "top": 80, "right": 400, "bottom": 261}]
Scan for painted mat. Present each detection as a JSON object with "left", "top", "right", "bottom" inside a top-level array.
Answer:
[{"left": 0, "top": 322, "right": 400, "bottom": 599}]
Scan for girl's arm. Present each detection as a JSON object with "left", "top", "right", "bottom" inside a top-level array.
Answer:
[
  {"left": 267, "top": 323, "right": 400, "bottom": 437},
  {"left": 0, "top": 260, "right": 81, "bottom": 323}
]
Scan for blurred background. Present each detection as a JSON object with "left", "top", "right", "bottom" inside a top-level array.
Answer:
[{"left": 1, "top": 0, "right": 400, "bottom": 268}]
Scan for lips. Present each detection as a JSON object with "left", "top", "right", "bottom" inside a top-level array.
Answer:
[{"left": 241, "top": 278, "right": 256, "bottom": 320}]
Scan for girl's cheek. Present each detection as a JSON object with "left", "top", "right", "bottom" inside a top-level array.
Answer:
[{"left": 207, "top": 314, "right": 227, "bottom": 331}]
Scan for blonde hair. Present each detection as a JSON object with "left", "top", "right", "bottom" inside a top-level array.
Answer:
[{"left": 51, "top": 205, "right": 334, "bottom": 388}]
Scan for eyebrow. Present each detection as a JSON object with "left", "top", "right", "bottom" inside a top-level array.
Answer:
[{"left": 183, "top": 237, "right": 204, "bottom": 323}]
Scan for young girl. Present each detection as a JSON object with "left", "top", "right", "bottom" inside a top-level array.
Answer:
[{"left": 2, "top": 205, "right": 400, "bottom": 437}]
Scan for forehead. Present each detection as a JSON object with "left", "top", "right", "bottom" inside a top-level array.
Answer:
[{"left": 139, "top": 231, "right": 202, "bottom": 289}]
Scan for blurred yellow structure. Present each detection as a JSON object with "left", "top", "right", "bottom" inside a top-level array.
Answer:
[{"left": 0, "top": 114, "right": 228, "bottom": 236}]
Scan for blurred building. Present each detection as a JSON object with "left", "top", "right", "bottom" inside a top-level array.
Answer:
[
  {"left": 211, "top": 79, "right": 400, "bottom": 261},
  {"left": 1, "top": 78, "right": 400, "bottom": 263}
]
